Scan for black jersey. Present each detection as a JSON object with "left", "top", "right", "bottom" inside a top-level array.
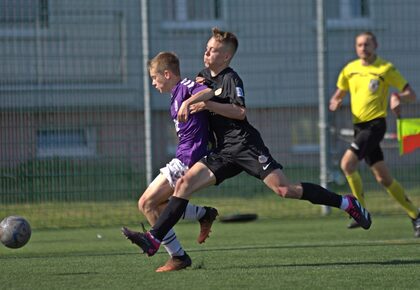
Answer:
[{"left": 198, "top": 67, "right": 266, "bottom": 150}]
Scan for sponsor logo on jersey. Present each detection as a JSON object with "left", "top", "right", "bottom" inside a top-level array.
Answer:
[{"left": 214, "top": 88, "right": 222, "bottom": 96}]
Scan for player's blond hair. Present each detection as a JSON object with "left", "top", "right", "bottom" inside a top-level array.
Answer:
[
  {"left": 211, "top": 27, "right": 238, "bottom": 56},
  {"left": 147, "top": 52, "right": 180, "bottom": 76}
]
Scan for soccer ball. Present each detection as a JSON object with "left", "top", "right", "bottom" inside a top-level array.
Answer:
[{"left": 0, "top": 216, "right": 32, "bottom": 249}]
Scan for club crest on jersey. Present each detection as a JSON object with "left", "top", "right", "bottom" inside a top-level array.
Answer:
[
  {"left": 236, "top": 87, "right": 244, "bottom": 97},
  {"left": 214, "top": 88, "right": 222, "bottom": 96},
  {"left": 258, "top": 155, "right": 268, "bottom": 164},
  {"left": 368, "top": 79, "right": 379, "bottom": 93}
]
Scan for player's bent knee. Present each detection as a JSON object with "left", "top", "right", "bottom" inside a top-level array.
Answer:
[
  {"left": 138, "top": 195, "right": 156, "bottom": 214},
  {"left": 138, "top": 197, "right": 146, "bottom": 213},
  {"left": 174, "top": 176, "right": 188, "bottom": 192},
  {"left": 376, "top": 176, "right": 391, "bottom": 187},
  {"left": 173, "top": 176, "right": 194, "bottom": 199}
]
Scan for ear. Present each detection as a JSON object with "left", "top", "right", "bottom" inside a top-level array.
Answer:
[
  {"left": 224, "top": 52, "right": 232, "bottom": 63},
  {"left": 163, "top": 70, "right": 171, "bottom": 79}
]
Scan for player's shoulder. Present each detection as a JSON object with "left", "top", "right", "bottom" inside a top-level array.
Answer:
[
  {"left": 375, "top": 56, "right": 396, "bottom": 70},
  {"left": 179, "top": 78, "right": 208, "bottom": 96},
  {"left": 179, "top": 78, "right": 196, "bottom": 88},
  {"left": 224, "top": 67, "right": 241, "bottom": 78},
  {"left": 344, "top": 59, "right": 361, "bottom": 70},
  {"left": 222, "top": 67, "right": 243, "bottom": 84}
]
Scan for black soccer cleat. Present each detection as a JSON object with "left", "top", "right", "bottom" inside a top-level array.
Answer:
[
  {"left": 121, "top": 226, "right": 160, "bottom": 256},
  {"left": 344, "top": 195, "right": 372, "bottom": 230}
]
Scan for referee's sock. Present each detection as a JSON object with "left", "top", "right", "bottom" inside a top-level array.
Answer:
[
  {"left": 345, "top": 171, "right": 366, "bottom": 208},
  {"left": 301, "top": 182, "right": 342, "bottom": 208},
  {"left": 150, "top": 196, "right": 189, "bottom": 241}
]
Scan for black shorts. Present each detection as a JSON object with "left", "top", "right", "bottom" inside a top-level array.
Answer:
[
  {"left": 350, "top": 118, "right": 386, "bottom": 166},
  {"left": 200, "top": 143, "right": 283, "bottom": 185}
]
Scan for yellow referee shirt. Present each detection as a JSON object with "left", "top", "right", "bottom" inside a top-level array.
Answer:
[{"left": 337, "top": 56, "right": 408, "bottom": 124}]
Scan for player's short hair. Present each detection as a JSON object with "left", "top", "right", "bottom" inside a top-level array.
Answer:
[
  {"left": 211, "top": 27, "right": 238, "bottom": 56},
  {"left": 148, "top": 52, "right": 180, "bottom": 76},
  {"left": 355, "top": 31, "right": 377, "bottom": 47}
]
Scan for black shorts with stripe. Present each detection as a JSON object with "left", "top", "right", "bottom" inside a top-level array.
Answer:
[
  {"left": 350, "top": 117, "right": 386, "bottom": 166},
  {"left": 200, "top": 143, "right": 283, "bottom": 185}
]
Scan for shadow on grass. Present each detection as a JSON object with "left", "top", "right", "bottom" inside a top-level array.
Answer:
[{"left": 216, "top": 259, "right": 420, "bottom": 271}]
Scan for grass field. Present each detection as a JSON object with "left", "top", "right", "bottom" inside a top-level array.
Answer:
[{"left": 1, "top": 215, "right": 419, "bottom": 290}]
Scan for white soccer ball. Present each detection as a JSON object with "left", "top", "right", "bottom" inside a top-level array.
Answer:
[{"left": 0, "top": 216, "right": 32, "bottom": 249}]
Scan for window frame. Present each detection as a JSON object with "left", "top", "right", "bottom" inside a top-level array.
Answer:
[
  {"left": 161, "top": 0, "right": 224, "bottom": 31},
  {"left": 327, "top": 0, "right": 373, "bottom": 29},
  {"left": 36, "top": 127, "right": 97, "bottom": 158},
  {"left": 0, "top": 0, "right": 49, "bottom": 28}
]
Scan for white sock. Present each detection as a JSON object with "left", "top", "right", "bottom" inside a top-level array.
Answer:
[
  {"left": 340, "top": 196, "right": 349, "bottom": 210},
  {"left": 182, "top": 203, "right": 206, "bottom": 221},
  {"left": 161, "top": 228, "right": 185, "bottom": 257}
]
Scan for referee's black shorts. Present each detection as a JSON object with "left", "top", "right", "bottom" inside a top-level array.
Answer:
[
  {"left": 350, "top": 117, "right": 386, "bottom": 166},
  {"left": 200, "top": 144, "right": 283, "bottom": 185}
]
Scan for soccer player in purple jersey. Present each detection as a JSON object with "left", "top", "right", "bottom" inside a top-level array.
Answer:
[
  {"left": 122, "top": 52, "right": 218, "bottom": 272},
  {"left": 123, "top": 28, "right": 372, "bottom": 259}
]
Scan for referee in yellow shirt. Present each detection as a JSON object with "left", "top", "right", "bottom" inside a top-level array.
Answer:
[{"left": 329, "top": 31, "right": 420, "bottom": 237}]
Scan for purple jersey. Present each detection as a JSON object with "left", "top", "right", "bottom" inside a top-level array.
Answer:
[{"left": 171, "top": 78, "right": 209, "bottom": 167}]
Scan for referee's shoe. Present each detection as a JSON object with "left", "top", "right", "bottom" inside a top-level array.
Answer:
[
  {"left": 411, "top": 213, "right": 420, "bottom": 238},
  {"left": 344, "top": 195, "right": 372, "bottom": 230}
]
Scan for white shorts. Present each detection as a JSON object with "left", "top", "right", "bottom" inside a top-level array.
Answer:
[{"left": 160, "top": 158, "right": 189, "bottom": 188}]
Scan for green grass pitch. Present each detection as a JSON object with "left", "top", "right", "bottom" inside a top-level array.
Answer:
[{"left": 1, "top": 215, "right": 419, "bottom": 290}]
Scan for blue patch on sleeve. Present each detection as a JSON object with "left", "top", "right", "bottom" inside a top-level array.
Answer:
[{"left": 236, "top": 87, "right": 244, "bottom": 97}]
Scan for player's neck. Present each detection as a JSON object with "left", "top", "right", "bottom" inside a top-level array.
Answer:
[
  {"left": 361, "top": 55, "right": 377, "bottom": 66},
  {"left": 210, "top": 64, "right": 229, "bottom": 77}
]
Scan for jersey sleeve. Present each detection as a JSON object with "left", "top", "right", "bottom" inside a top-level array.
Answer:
[
  {"left": 385, "top": 65, "right": 408, "bottom": 91},
  {"left": 197, "top": 69, "right": 217, "bottom": 89},
  {"left": 336, "top": 66, "right": 349, "bottom": 91},
  {"left": 230, "top": 74, "right": 245, "bottom": 107},
  {"left": 190, "top": 82, "right": 208, "bottom": 96}
]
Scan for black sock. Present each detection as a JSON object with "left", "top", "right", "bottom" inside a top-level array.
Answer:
[
  {"left": 150, "top": 196, "right": 189, "bottom": 241},
  {"left": 300, "top": 182, "right": 342, "bottom": 208}
]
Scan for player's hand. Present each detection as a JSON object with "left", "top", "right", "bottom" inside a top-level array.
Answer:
[
  {"left": 390, "top": 93, "right": 401, "bottom": 118},
  {"left": 195, "top": 76, "right": 206, "bottom": 84},
  {"left": 329, "top": 98, "right": 342, "bottom": 111},
  {"left": 190, "top": 102, "right": 207, "bottom": 114},
  {"left": 177, "top": 101, "right": 190, "bottom": 122}
]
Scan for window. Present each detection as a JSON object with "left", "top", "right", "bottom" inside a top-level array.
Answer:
[
  {"left": 326, "top": 0, "right": 371, "bottom": 29},
  {"left": 37, "top": 128, "right": 96, "bottom": 158},
  {"left": 0, "top": 0, "right": 49, "bottom": 27},
  {"left": 162, "top": 0, "right": 223, "bottom": 30}
]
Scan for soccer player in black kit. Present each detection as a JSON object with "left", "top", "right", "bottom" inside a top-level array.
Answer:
[{"left": 122, "top": 28, "right": 372, "bottom": 258}]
